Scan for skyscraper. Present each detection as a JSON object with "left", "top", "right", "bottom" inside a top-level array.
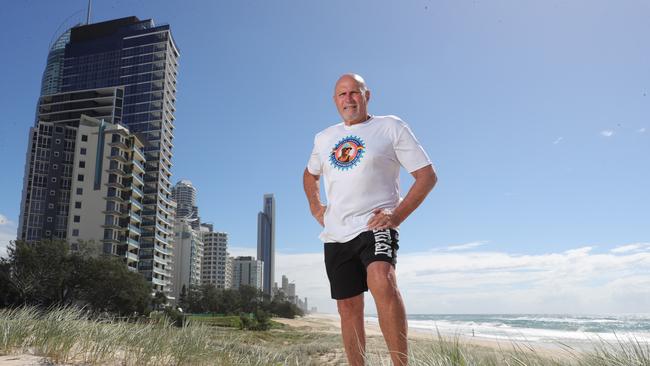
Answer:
[
  {"left": 18, "top": 16, "right": 180, "bottom": 294},
  {"left": 257, "top": 194, "right": 275, "bottom": 295},
  {"left": 171, "top": 218, "right": 203, "bottom": 300},
  {"left": 232, "top": 256, "right": 264, "bottom": 290},
  {"left": 171, "top": 179, "right": 200, "bottom": 229},
  {"left": 200, "top": 225, "right": 231, "bottom": 289}
]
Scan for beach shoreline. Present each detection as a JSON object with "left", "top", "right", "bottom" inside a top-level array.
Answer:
[{"left": 274, "top": 313, "right": 583, "bottom": 358}]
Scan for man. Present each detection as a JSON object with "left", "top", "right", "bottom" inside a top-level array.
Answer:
[{"left": 303, "top": 74, "right": 437, "bottom": 365}]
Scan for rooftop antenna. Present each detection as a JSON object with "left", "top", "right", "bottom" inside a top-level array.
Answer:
[{"left": 86, "top": 0, "right": 92, "bottom": 25}]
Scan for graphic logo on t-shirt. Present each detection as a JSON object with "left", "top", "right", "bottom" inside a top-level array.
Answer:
[{"left": 329, "top": 135, "right": 366, "bottom": 170}]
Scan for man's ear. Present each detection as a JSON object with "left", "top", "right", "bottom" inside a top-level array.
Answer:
[{"left": 365, "top": 90, "right": 371, "bottom": 102}]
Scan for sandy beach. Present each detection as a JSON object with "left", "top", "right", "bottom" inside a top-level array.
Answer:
[{"left": 274, "top": 313, "right": 572, "bottom": 359}]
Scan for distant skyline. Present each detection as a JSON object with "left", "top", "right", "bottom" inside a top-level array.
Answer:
[{"left": 1, "top": 0, "right": 648, "bottom": 314}]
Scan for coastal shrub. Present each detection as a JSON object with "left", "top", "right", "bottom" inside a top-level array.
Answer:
[
  {"left": 2, "top": 240, "right": 152, "bottom": 316},
  {"left": 189, "top": 315, "right": 242, "bottom": 328},
  {"left": 238, "top": 311, "right": 270, "bottom": 331}
]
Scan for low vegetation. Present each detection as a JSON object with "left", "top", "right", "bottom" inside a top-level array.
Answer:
[{"left": 1, "top": 306, "right": 650, "bottom": 365}]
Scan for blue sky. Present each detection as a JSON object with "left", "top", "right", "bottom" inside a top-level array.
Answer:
[{"left": 0, "top": 0, "right": 648, "bottom": 313}]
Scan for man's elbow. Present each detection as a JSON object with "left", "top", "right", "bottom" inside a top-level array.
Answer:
[
  {"left": 426, "top": 167, "right": 437, "bottom": 190},
  {"left": 416, "top": 165, "right": 437, "bottom": 191}
]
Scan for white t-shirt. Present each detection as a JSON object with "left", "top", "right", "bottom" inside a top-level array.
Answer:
[{"left": 307, "top": 115, "right": 432, "bottom": 243}]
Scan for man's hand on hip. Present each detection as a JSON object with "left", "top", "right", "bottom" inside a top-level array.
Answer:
[{"left": 367, "top": 208, "right": 400, "bottom": 231}]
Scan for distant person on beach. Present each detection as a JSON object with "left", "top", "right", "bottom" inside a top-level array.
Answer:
[{"left": 303, "top": 73, "right": 437, "bottom": 366}]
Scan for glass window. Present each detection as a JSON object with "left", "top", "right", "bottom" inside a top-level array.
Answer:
[
  {"left": 80, "top": 148, "right": 87, "bottom": 155},
  {"left": 77, "top": 174, "right": 84, "bottom": 182},
  {"left": 76, "top": 188, "right": 83, "bottom": 195},
  {"left": 72, "top": 229, "right": 79, "bottom": 237},
  {"left": 79, "top": 161, "right": 85, "bottom": 168},
  {"left": 74, "top": 216, "right": 81, "bottom": 223},
  {"left": 81, "top": 135, "right": 88, "bottom": 142},
  {"left": 75, "top": 201, "right": 82, "bottom": 209}
]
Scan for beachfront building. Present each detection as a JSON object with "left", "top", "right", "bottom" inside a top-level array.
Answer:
[
  {"left": 171, "top": 218, "right": 203, "bottom": 300},
  {"left": 17, "top": 87, "right": 151, "bottom": 271},
  {"left": 19, "top": 87, "right": 122, "bottom": 242},
  {"left": 232, "top": 256, "right": 263, "bottom": 290},
  {"left": 69, "top": 115, "right": 148, "bottom": 271},
  {"left": 257, "top": 194, "right": 275, "bottom": 295},
  {"left": 17, "top": 15, "right": 180, "bottom": 294},
  {"left": 200, "top": 226, "right": 231, "bottom": 289}
]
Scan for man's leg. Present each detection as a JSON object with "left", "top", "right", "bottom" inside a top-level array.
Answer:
[
  {"left": 337, "top": 293, "right": 366, "bottom": 366},
  {"left": 367, "top": 261, "right": 408, "bottom": 365}
]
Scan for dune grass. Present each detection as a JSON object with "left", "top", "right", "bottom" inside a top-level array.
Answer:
[{"left": 1, "top": 306, "right": 649, "bottom": 365}]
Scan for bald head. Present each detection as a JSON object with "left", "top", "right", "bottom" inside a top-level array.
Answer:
[
  {"left": 335, "top": 73, "right": 369, "bottom": 95},
  {"left": 333, "top": 73, "right": 371, "bottom": 125}
]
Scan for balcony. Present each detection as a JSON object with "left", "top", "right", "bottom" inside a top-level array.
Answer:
[
  {"left": 108, "top": 152, "right": 128, "bottom": 163},
  {"left": 151, "top": 277, "right": 165, "bottom": 286},
  {"left": 154, "top": 233, "right": 168, "bottom": 245},
  {"left": 159, "top": 194, "right": 173, "bottom": 207},
  {"left": 133, "top": 147, "right": 146, "bottom": 161},
  {"left": 130, "top": 173, "right": 145, "bottom": 187},
  {"left": 125, "top": 251, "right": 138, "bottom": 262},
  {"left": 109, "top": 140, "right": 129, "bottom": 149},
  {"left": 106, "top": 181, "right": 124, "bottom": 189},
  {"left": 157, "top": 213, "right": 172, "bottom": 227},
  {"left": 131, "top": 185, "right": 144, "bottom": 198},
  {"left": 129, "top": 211, "right": 142, "bottom": 224},
  {"left": 106, "top": 167, "right": 126, "bottom": 175},
  {"left": 129, "top": 198, "right": 143, "bottom": 211},
  {"left": 128, "top": 224, "right": 141, "bottom": 235},
  {"left": 126, "top": 237, "right": 139, "bottom": 249}
]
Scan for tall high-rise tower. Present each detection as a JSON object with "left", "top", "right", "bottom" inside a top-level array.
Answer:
[
  {"left": 171, "top": 179, "right": 200, "bottom": 229},
  {"left": 257, "top": 194, "right": 275, "bottom": 296},
  {"left": 18, "top": 16, "right": 180, "bottom": 294}
]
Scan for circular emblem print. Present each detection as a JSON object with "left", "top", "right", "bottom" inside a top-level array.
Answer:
[{"left": 329, "top": 136, "right": 366, "bottom": 170}]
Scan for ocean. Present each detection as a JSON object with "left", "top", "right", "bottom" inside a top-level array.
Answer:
[{"left": 366, "top": 314, "right": 650, "bottom": 345}]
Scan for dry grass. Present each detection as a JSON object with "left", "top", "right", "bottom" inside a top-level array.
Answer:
[{"left": 1, "top": 306, "right": 649, "bottom": 365}]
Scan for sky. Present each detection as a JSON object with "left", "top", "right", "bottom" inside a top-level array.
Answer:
[{"left": 0, "top": 0, "right": 648, "bottom": 314}]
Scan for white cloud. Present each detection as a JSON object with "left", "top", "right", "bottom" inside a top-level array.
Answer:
[
  {"left": 553, "top": 137, "right": 563, "bottom": 144},
  {"left": 0, "top": 214, "right": 17, "bottom": 258},
  {"left": 228, "top": 246, "right": 256, "bottom": 257},
  {"left": 639, "top": 127, "right": 646, "bottom": 133},
  {"left": 446, "top": 241, "right": 487, "bottom": 251},
  {"left": 274, "top": 242, "right": 650, "bottom": 314},
  {"left": 600, "top": 130, "right": 614, "bottom": 137},
  {"left": 611, "top": 243, "right": 650, "bottom": 254}
]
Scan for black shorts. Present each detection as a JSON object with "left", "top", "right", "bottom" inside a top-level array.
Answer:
[{"left": 324, "top": 229, "right": 399, "bottom": 300}]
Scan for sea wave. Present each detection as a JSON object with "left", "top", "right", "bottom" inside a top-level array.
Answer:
[{"left": 365, "top": 314, "right": 650, "bottom": 344}]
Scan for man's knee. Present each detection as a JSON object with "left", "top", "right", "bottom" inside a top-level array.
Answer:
[
  {"left": 337, "top": 294, "right": 364, "bottom": 318},
  {"left": 367, "top": 262, "right": 399, "bottom": 297}
]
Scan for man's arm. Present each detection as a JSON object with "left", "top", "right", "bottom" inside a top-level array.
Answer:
[
  {"left": 367, "top": 165, "right": 437, "bottom": 230},
  {"left": 303, "top": 168, "right": 326, "bottom": 226}
]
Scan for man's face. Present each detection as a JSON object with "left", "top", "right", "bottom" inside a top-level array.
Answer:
[{"left": 334, "top": 76, "right": 370, "bottom": 125}]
